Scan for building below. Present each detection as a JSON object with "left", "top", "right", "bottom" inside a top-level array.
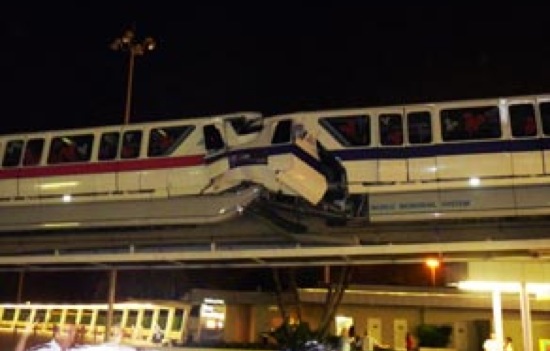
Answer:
[{"left": 184, "top": 284, "right": 550, "bottom": 351}]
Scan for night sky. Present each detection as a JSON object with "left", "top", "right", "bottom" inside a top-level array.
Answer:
[{"left": 2, "top": 4, "right": 550, "bottom": 135}]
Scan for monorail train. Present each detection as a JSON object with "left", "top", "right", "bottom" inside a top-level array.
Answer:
[
  {"left": 3, "top": 93, "right": 550, "bottom": 231},
  {"left": 266, "top": 93, "right": 550, "bottom": 222},
  {"left": 0, "top": 111, "right": 327, "bottom": 231}
]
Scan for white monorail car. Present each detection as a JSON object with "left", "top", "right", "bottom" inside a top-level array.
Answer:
[
  {"left": 278, "top": 93, "right": 550, "bottom": 222},
  {"left": 0, "top": 110, "right": 329, "bottom": 232},
  {"left": 0, "top": 112, "right": 268, "bottom": 231}
]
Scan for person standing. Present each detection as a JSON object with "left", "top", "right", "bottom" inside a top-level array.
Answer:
[
  {"left": 26, "top": 324, "right": 76, "bottom": 351},
  {"left": 361, "top": 329, "right": 388, "bottom": 351},
  {"left": 338, "top": 327, "right": 352, "bottom": 351},
  {"left": 504, "top": 337, "right": 513, "bottom": 351},
  {"left": 406, "top": 332, "right": 416, "bottom": 351}
]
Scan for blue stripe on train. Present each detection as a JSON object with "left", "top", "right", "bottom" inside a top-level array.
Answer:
[
  {"left": 204, "top": 137, "right": 550, "bottom": 179},
  {"left": 332, "top": 138, "right": 550, "bottom": 160}
]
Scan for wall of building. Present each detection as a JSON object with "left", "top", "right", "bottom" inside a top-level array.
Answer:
[{"left": 188, "top": 287, "right": 550, "bottom": 350}]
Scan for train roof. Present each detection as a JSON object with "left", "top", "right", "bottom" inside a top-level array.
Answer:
[
  {"left": 0, "top": 111, "right": 262, "bottom": 138},
  {"left": 265, "top": 92, "right": 550, "bottom": 119}
]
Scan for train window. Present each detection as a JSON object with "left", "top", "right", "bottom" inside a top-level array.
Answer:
[
  {"left": 121, "top": 131, "right": 142, "bottom": 159},
  {"left": 510, "top": 104, "right": 537, "bottom": 137},
  {"left": 172, "top": 309, "right": 185, "bottom": 331},
  {"left": 379, "top": 113, "right": 403, "bottom": 146},
  {"left": 440, "top": 106, "right": 501, "bottom": 141},
  {"left": 127, "top": 310, "right": 138, "bottom": 329},
  {"left": 96, "top": 310, "right": 107, "bottom": 325},
  {"left": 65, "top": 309, "right": 77, "bottom": 324},
  {"left": 49, "top": 309, "right": 62, "bottom": 324},
  {"left": 23, "top": 138, "right": 44, "bottom": 166},
  {"left": 2, "top": 139, "right": 23, "bottom": 167},
  {"left": 2, "top": 308, "right": 15, "bottom": 321},
  {"left": 320, "top": 115, "right": 370, "bottom": 146},
  {"left": 271, "top": 120, "right": 292, "bottom": 144},
  {"left": 158, "top": 309, "right": 169, "bottom": 328},
  {"left": 17, "top": 309, "right": 31, "bottom": 322},
  {"left": 80, "top": 309, "right": 93, "bottom": 325},
  {"left": 540, "top": 102, "right": 550, "bottom": 135},
  {"left": 48, "top": 134, "right": 94, "bottom": 164},
  {"left": 229, "top": 117, "right": 263, "bottom": 135},
  {"left": 142, "top": 310, "right": 154, "bottom": 328},
  {"left": 148, "top": 125, "right": 193, "bottom": 157},
  {"left": 204, "top": 125, "right": 225, "bottom": 152},
  {"left": 407, "top": 111, "right": 432, "bottom": 144},
  {"left": 99, "top": 132, "right": 120, "bottom": 161},
  {"left": 113, "top": 310, "right": 123, "bottom": 325}
]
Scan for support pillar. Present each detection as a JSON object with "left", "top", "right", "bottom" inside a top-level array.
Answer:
[
  {"left": 105, "top": 269, "right": 117, "bottom": 342},
  {"left": 520, "top": 283, "right": 533, "bottom": 351},
  {"left": 491, "top": 289, "right": 503, "bottom": 342}
]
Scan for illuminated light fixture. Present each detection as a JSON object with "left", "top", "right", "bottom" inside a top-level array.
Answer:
[
  {"left": 425, "top": 257, "right": 441, "bottom": 286},
  {"left": 457, "top": 281, "right": 550, "bottom": 297},
  {"left": 469, "top": 177, "right": 481, "bottom": 186},
  {"left": 218, "top": 207, "right": 227, "bottom": 214},
  {"left": 42, "top": 222, "right": 80, "bottom": 228},
  {"left": 204, "top": 298, "right": 224, "bottom": 304},
  {"left": 39, "top": 181, "right": 79, "bottom": 190},
  {"left": 62, "top": 194, "right": 72, "bottom": 203},
  {"left": 425, "top": 258, "right": 440, "bottom": 269}
]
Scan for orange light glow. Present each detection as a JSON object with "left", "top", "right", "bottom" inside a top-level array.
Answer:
[{"left": 425, "top": 258, "right": 440, "bottom": 269}]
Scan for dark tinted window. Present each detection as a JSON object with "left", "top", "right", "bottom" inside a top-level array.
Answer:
[
  {"left": 379, "top": 113, "right": 403, "bottom": 146},
  {"left": 121, "top": 131, "right": 142, "bottom": 159},
  {"left": 99, "top": 132, "right": 120, "bottom": 161},
  {"left": 407, "top": 111, "right": 432, "bottom": 144},
  {"left": 440, "top": 106, "right": 501, "bottom": 141},
  {"left": 320, "top": 115, "right": 370, "bottom": 146},
  {"left": 148, "top": 125, "right": 193, "bottom": 157},
  {"left": 48, "top": 134, "right": 94, "bottom": 164},
  {"left": 229, "top": 117, "right": 263, "bottom": 135},
  {"left": 509, "top": 104, "right": 537, "bottom": 137},
  {"left": 23, "top": 138, "right": 44, "bottom": 166},
  {"left": 204, "top": 125, "right": 225, "bottom": 152},
  {"left": 2, "top": 140, "right": 23, "bottom": 167},
  {"left": 271, "top": 120, "right": 292, "bottom": 144},
  {"left": 540, "top": 102, "right": 550, "bottom": 135}
]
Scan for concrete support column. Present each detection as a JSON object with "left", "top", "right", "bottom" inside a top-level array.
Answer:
[
  {"left": 491, "top": 289, "right": 503, "bottom": 342},
  {"left": 520, "top": 283, "right": 533, "bottom": 351},
  {"left": 106, "top": 269, "right": 117, "bottom": 342}
]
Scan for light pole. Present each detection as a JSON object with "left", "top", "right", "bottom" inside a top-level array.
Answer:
[{"left": 111, "top": 29, "right": 156, "bottom": 125}]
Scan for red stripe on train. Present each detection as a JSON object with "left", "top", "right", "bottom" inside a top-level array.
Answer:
[{"left": 0, "top": 154, "right": 205, "bottom": 179}]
